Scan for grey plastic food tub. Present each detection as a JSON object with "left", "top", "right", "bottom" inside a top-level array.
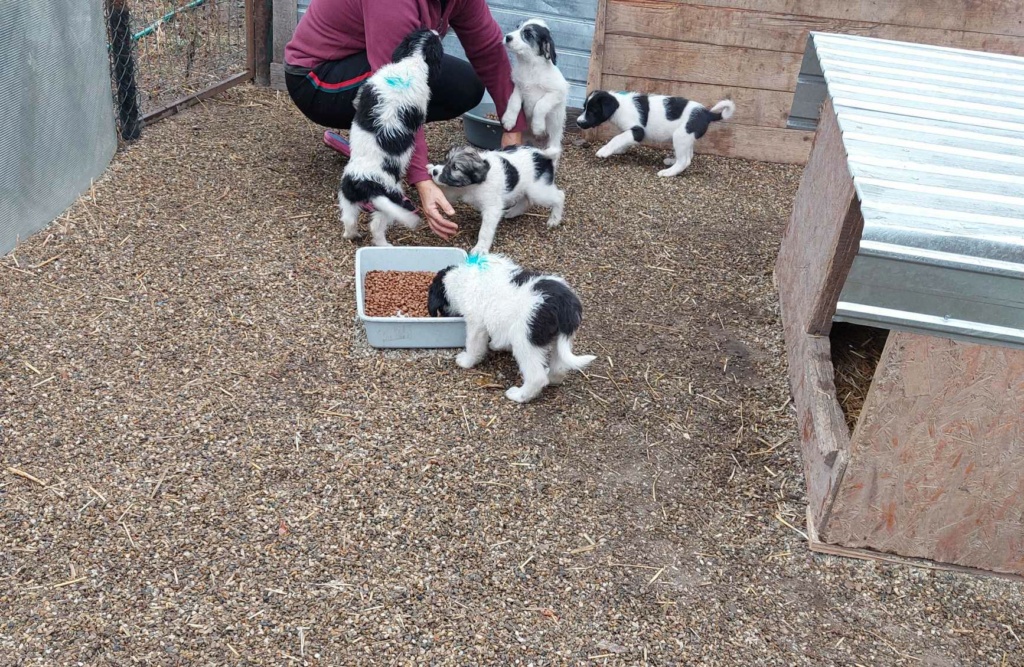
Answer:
[
  {"left": 463, "top": 102, "right": 502, "bottom": 150},
  {"left": 355, "top": 246, "right": 467, "bottom": 349}
]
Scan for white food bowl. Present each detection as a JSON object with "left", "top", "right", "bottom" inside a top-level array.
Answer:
[{"left": 355, "top": 246, "right": 467, "bottom": 349}]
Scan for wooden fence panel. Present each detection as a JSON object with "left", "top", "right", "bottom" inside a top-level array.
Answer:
[{"left": 591, "top": 0, "right": 1024, "bottom": 163}]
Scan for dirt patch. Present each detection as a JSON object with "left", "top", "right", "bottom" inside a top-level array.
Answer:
[{"left": 1, "top": 86, "right": 1021, "bottom": 666}]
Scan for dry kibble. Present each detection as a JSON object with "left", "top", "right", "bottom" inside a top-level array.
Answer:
[{"left": 363, "top": 271, "right": 436, "bottom": 318}]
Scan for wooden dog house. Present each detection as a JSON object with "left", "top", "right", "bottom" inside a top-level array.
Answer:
[{"left": 776, "top": 33, "right": 1024, "bottom": 578}]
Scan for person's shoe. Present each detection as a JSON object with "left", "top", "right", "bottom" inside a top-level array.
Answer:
[{"left": 323, "top": 130, "right": 351, "bottom": 156}]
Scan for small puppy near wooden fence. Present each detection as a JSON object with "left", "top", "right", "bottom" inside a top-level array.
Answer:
[
  {"left": 502, "top": 18, "right": 568, "bottom": 156},
  {"left": 427, "top": 145, "right": 565, "bottom": 255},
  {"left": 428, "top": 254, "right": 595, "bottom": 403},
  {"left": 338, "top": 30, "right": 443, "bottom": 246},
  {"left": 576, "top": 90, "right": 735, "bottom": 177}
]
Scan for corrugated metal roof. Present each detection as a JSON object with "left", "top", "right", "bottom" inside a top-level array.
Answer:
[{"left": 789, "top": 33, "right": 1024, "bottom": 348}]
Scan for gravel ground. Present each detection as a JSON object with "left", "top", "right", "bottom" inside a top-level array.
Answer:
[{"left": 1, "top": 85, "right": 1021, "bottom": 666}]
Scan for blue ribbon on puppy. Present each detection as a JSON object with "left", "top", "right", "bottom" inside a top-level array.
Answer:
[
  {"left": 465, "top": 253, "right": 489, "bottom": 270},
  {"left": 384, "top": 75, "right": 411, "bottom": 89}
]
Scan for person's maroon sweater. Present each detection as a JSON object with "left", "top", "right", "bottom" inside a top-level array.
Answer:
[{"left": 286, "top": 0, "right": 526, "bottom": 185}]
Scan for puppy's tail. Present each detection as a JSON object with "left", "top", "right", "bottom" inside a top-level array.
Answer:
[
  {"left": 537, "top": 144, "right": 563, "bottom": 172},
  {"left": 372, "top": 193, "right": 421, "bottom": 229},
  {"left": 555, "top": 335, "right": 596, "bottom": 372},
  {"left": 706, "top": 99, "right": 735, "bottom": 122}
]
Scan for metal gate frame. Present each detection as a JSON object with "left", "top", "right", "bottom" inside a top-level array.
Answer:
[{"left": 112, "top": 0, "right": 272, "bottom": 133}]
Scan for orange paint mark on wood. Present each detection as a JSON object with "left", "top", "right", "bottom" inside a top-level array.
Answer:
[{"left": 882, "top": 502, "right": 897, "bottom": 533}]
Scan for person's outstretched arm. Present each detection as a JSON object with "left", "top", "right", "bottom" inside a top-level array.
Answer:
[{"left": 449, "top": 0, "right": 528, "bottom": 139}]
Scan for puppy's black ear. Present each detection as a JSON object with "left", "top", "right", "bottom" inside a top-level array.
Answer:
[
  {"left": 538, "top": 29, "right": 557, "bottom": 64},
  {"left": 472, "top": 155, "right": 492, "bottom": 183},
  {"left": 422, "top": 32, "right": 445, "bottom": 82},
  {"left": 427, "top": 267, "right": 452, "bottom": 317},
  {"left": 391, "top": 30, "right": 419, "bottom": 62},
  {"left": 599, "top": 91, "right": 619, "bottom": 121}
]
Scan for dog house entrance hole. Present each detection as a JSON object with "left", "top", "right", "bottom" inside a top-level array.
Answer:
[{"left": 829, "top": 322, "right": 887, "bottom": 433}]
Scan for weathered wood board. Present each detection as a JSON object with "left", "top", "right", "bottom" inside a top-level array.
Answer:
[
  {"left": 824, "top": 332, "right": 1024, "bottom": 577},
  {"left": 591, "top": 0, "right": 1024, "bottom": 163},
  {"left": 775, "top": 99, "right": 863, "bottom": 529},
  {"left": 605, "top": 1, "right": 1024, "bottom": 56}
]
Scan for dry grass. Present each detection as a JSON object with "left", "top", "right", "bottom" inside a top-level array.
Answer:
[
  {"left": 1, "top": 86, "right": 1022, "bottom": 666},
  {"left": 830, "top": 323, "right": 889, "bottom": 432}
]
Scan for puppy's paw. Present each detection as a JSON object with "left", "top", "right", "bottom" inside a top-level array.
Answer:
[
  {"left": 547, "top": 371, "right": 567, "bottom": 386},
  {"left": 342, "top": 227, "right": 362, "bottom": 240},
  {"left": 470, "top": 243, "right": 491, "bottom": 256},
  {"left": 531, "top": 121, "right": 547, "bottom": 137},
  {"left": 664, "top": 157, "right": 676, "bottom": 166},
  {"left": 595, "top": 146, "right": 613, "bottom": 159},
  {"left": 657, "top": 168, "right": 681, "bottom": 178},
  {"left": 545, "top": 215, "right": 562, "bottom": 228},
  {"left": 455, "top": 352, "right": 478, "bottom": 369},
  {"left": 501, "top": 113, "right": 517, "bottom": 131},
  {"left": 504, "top": 386, "right": 532, "bottom": 403}
]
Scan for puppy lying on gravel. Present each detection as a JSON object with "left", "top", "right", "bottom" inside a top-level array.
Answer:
[
  {"left": 427, "top": 253, "right": 595, "bottom": 403},
  {"left": 428, "top": 145, "right": 564, "bottom": 255}
]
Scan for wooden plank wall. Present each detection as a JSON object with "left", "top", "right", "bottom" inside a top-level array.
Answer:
[{"left": 589, "top": 0, "right": 1024, "bottom": 164}]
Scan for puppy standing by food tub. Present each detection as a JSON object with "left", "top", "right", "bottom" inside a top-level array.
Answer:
[
  {"left": 428, "top": 254, "right": 595, "bottom": 403},
  {"left": 427, "top": 144, "right": 565, "bottom": 255}
]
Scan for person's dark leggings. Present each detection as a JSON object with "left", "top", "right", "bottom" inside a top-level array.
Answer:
[{"left": 285, "top": 52, "right": 485, "bottom": 129}]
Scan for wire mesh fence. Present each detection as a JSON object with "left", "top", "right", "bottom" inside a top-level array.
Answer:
[{"left": 104, "top": 0, "right": 252, "bottom": 140}]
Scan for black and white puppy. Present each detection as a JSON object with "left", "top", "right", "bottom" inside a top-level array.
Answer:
[
  {"left": 428, "top": 254, "right": 595, "bottom": 403},
  {"left": 576, "top": 90, "right": 735, "bottom": 177},
  {"left": 338, "top": 30, "right": 443, "bottom": 246},
  {"left": 502, "top": 18, "right": 568, "bottom": 155},
  {"left": 427, "top": 145, "right": 564, "bottom": 255}
]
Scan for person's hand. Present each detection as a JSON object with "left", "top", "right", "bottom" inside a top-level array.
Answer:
[
  {"left": 415, "top": 179, "right": 458, "bottom": 240},
  {"left": 501, "top": 131, "right": 522, "bottom": 148}
]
